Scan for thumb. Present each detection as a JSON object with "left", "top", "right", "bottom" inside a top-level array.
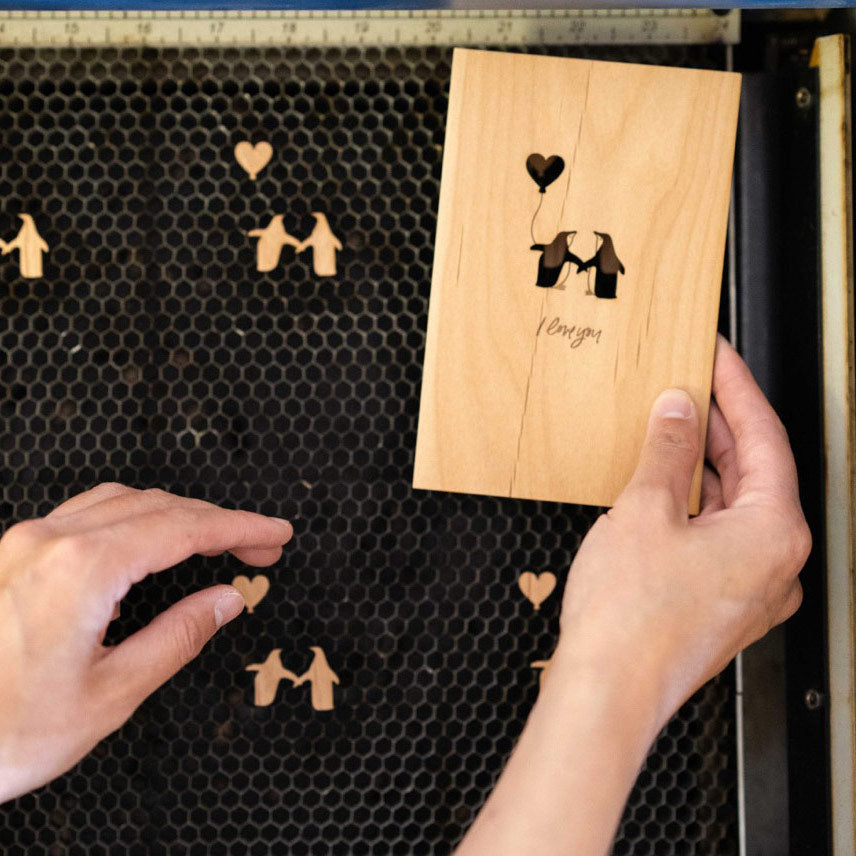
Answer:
[
  {"left": 618, "top": 388, "right": 700, "bottom": 521},
  {"left": 97, "top": 585, "right": 245, "bottom": 717}
]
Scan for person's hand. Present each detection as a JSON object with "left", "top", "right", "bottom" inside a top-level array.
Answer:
[
  {"left": 457, "top": 335, "right": 810, "bottom": 856},
  {"left": 555, "top": 333, "right": 810, "bottom": 724},
  {"left": 0, "top": 484, "right": 293, "bottom": 804}
]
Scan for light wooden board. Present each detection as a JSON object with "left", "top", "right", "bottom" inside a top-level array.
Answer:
[{"left": 413, "top": 48, "right": 740, "bottom": 511}]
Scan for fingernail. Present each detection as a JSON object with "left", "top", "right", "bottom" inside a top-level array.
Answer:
[
  {"left": 214, "top": 589, "right": 245, "bottom": 628},
  {"left": 273, "top": 517, "right": 293, "bottom": 534},
  {"left": 653, "top": 388, "right": 694, "bottom": 420}
]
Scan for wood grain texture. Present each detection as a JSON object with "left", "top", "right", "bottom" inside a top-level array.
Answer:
[
  {"left": 248, "top": 214, "right": 300, "bottom": 272},
  {"left": 297, "top": 212, "right": 343, "bottom": 276},
  {"left": 234, "top": 140, "right": 273, "bottom": 180},
  {"left": 231, "top": 574, "right": 269, "bottom": 614},
  {"left": 293, "top": 646, "right": 340, "bottom": 711},
  {"left": 246, "top": 648, "right": 299, "bottom": 706},
  {"left": 0, "top": 214, "right": 48, "bottom": 278},
  {"left": 518, "top": 571, "right": 556, "bottom": 611},
  {"left": 413, "top": 49, "right": 740, "bottom": 511}
]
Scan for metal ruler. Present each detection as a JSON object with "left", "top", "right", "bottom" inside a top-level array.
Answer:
[{"left": 0, "top": 9, "right": 739, "bottom": 48}]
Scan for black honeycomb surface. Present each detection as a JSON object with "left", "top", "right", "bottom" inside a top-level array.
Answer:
[{"left": 0, "top": 44, "right": 735, "bottom": 855}]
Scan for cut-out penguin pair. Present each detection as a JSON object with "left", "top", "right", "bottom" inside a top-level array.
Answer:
[
  {"left": 249, "top": 212, "right": 342, "bottom": 276},
  {"left": 246, "top": 645, "right": 340, "bottom": 711}
]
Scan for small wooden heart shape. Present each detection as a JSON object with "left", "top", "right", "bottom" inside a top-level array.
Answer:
[
  {"left": 234, "top": 140, "right": 273, "bottom": 180},
  {"left": 232, "top": 574, "right": 270, "bottom": 614},
  {"left": 525, "top": 153, "right": 565, "bottom": 193},
  {"left": 518, "top": 571, "right": 557, "bottom": 611}
]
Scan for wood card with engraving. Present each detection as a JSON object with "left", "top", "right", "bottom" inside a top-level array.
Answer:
[{"left": 413, "top": 49, "right": 741, "bottom": 511}]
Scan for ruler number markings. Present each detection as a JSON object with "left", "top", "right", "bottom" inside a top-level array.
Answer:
[{"left": 0, "top": 9, "right": 740, "bottom": 47}]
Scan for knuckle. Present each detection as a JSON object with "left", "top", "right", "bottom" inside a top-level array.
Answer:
[
  {"left": 172, "top": 613, "right": 209, "bottom": 665},
  {"left": 0, "top": 518, "right": 47, "bottom": 552},
  {"left": 793, "top": 520, "right": 813, "bottom": 566},
  {"left": 623, "top": 483, "right": 677, "bottom": 518},
  {"left": 142, "top": 487, "right": 175, "bottom": 505},
  {"left": 782, "top": 581, "right": 804, "bottom": 621},
  {"left": 651, "top": 426, "right": 698, "bottom": 458},
  {"left": 773, "top": 509, "right": 812, "bottom": 572},
  {"left": 91, "top": 481, "right": 131, "bottom": 498},
  {"left": 45, "top": 531, "right": 93, "bottom": 565}
]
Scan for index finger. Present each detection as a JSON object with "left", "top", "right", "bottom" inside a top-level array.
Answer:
[
  {"left": 79, "top": 502, "right": 293, "bottom": 593},
  {"left": 710, "top": 334, "right": 799, "bottom": 507}
]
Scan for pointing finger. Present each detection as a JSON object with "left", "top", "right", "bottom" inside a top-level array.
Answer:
[
  {"left": 46, "top": 482, "right": 134, "bottom": 519},
  {"left": 80, "top": 504, "right": 292, "bottom": 594},
  {"left": 705, "top": 400, "right": 739, "bottom": 503},
  {"left": 711, "top": 335, "right": 799, "bottom": 507},
  {"left": 697, "top": 465, "right": 725, "bottom": 517},
  {"left": 47, "top": 488, "right": 292, "bottom": 572}
]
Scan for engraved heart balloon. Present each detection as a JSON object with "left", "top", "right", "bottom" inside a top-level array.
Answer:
[
  {"left": 231, "top": 574, "right": 270, "bottom": 614},
  {"left": 526, "top": 153, "right": 565, "bottom": 194},
  {"left": 234, "top": 140, "right": 273, "bottom": 180},
  {"left": 518, "top": 571, "right": 557, "bottom": 611}
]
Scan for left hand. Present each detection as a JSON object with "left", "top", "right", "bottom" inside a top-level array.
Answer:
[{"left": 0, "top": 483, "right": 293, "bottom": 804}]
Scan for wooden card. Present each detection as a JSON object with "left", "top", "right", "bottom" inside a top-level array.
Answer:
[{"left": 413, "top": 49, "right": 740, "bottom": 511}]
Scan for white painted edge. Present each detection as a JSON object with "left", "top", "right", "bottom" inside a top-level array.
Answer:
[{"left": 816, "top": 33, "right": 856, "bottom": 856}]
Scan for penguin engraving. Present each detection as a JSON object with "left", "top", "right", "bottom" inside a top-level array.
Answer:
[
  {"left": 577, "top": 232, "right": 625, "bottom": 299},
  {"left": 529, "top": 231, "right": 584, "bottom": 289}
]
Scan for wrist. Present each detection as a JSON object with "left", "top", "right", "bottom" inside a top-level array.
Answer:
[
  {"left": 549, "top": 626, "right": 672, "bottom": 746},
  {"left": 456, "top": 625, "right": 670, "bottom": 856}
]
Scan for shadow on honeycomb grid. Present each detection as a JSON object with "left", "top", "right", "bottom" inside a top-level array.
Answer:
[{"left": 0, "top": 43, "right": 735, "bottom": 855}]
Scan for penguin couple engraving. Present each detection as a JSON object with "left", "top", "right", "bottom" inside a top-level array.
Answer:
[{"left": 526, "top": 153, "right": 625, "bottom": 299}]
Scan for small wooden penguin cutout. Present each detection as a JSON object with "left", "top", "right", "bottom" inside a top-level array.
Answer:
[
  {"left": 245, "top": 649, "right": 299, "bottom": 706},
  {"left": 231, "top": 574, "right": 269, "bottom": 614},
  {"left": 294, "top": 646, "right": 340, "bottom": 711},
  {"left": 297, "top": 213, "right": 342, "bottom": 277},
  {"left": 234, "top": 140, "right": 273, "bottom": 180},
  {"left": 518, "top": 571, "right": 557, "bottom": 611},
  {"left": 248, "top": 215, "right": 300, "bottom": 272},
  {"left": 531, "top": 657, "right": 553, "bottom": 692},
  {"left": 1, "top": 214, "right": 48, "bottom": 278}
]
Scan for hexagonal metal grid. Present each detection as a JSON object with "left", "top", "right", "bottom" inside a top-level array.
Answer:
[{"left": 0, "top": 44, "right": 735, "bottom": 855}]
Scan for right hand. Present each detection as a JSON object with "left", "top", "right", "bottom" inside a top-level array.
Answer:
[{"left": 555, "top": 334, "right": 811, "bottom": 727}]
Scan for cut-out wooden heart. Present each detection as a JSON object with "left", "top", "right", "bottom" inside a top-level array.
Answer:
[
  {"left": 232, "top": 574, "right": 270, "bottom": 614},
  {"left": 234, "top": 140, "right": 273, "bottom": 180},
  {"left": 518, "top": 571, "right": 557, "bottom": 611},
  {"left": 526, "top": 153, "right": 565, "bottom": 193}
]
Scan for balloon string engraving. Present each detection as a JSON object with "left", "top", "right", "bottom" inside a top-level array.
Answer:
[{"left": 529, "top": 193, "right": 544, "bottom": 245}]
